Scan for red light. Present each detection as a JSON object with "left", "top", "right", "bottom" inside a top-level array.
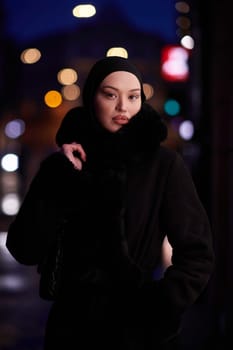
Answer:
[{"left": 161, "top": 45, "right": 189, "bottom": 82}]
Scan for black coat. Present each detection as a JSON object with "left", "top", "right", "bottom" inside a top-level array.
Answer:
[{"left": 6, "top": 105, "right": 215, "bottom": 349}]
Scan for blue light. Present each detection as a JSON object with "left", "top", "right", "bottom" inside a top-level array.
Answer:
[{"left": 164, "top": 99, "right": 180, "bottom": 116}]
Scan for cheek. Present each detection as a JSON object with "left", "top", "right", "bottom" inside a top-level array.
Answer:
[
  {"left": 94, "top": 96, "right": 108, "bottom": 112},
  {"left": 130, "top": 102, "right": 141, "bottom": 117},
  {"left": 94, "top": 103, "right": 107, "bottom": 120},
  {"left": 94, "top": 103, "right": 112, "bottom": 127}
]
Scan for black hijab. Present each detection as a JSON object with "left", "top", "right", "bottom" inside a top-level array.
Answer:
[
  {"left": 82, "top": 56, "right": 146, "bottom": 115},
  {"left": 56, "top": 56, "right": 167, "bottom": 161}
]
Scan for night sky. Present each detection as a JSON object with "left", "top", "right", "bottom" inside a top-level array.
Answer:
[{"left": 2, "top": 0, "right": 178, "bottom": 44}]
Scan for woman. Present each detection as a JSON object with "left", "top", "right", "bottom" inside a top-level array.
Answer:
[{"left": 6, "top": 56, "right": 215, "bottom": 350}]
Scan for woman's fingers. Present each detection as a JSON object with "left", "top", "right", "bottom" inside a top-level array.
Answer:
[
  {"left": 61, "top": 143, "right": 86, "bottom": 170},
  {"left": 71, "top": 142, "right": 87, "bottom": 162}
]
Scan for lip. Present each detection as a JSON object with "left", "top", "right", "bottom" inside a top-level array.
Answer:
[{"left": 112, "top": 115, "right": 129, "bottom": 125}]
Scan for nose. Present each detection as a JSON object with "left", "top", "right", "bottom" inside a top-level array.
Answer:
[{"left": 116, "top": 96, "right": 127, "bottom": 111}]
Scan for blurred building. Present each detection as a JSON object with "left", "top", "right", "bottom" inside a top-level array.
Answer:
[
  {"left": 0, "top": 3, "right": 195, "bottom": 230},
  {"left": 1, "top": 1, "right": 233, "bottom": 349}
]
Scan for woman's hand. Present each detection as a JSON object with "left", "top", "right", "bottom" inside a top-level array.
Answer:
[{"left": 61, "top": 142, "right": 86, "bottom": 170}]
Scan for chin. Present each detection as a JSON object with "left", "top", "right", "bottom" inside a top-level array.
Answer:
[{"left": 105, "top": 124, "right": 123, "bottom": 133}]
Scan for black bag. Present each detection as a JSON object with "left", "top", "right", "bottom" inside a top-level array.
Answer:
[{"left": 37, "top": 219, "right": 66, "bottom": 301}]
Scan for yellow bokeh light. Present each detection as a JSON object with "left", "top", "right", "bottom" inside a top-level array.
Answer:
[
  {"left": 106, "top": 47, "right": 128, "bottom": 58},
  {"left": 20, "top": 48, "right": 41, "bottom": 64},
  {"left": 72, "top": 4, "right": 96, "bottom": 18},
  {"left": 143, "top": 83, "right": 154, "bottom": 100},
  {"left": 57, "top": 68, "right": 78, "bottom": 85},
  {"left": 61, "top": 84, "right": 81, "bottom": 101},
  {"left": 44, "top": 90, "right": 62, "bottom": 108}
]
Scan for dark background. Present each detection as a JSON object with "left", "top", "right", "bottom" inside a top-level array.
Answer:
[{"left": 0, "top": 1, "right": 233, "bottom": 349}]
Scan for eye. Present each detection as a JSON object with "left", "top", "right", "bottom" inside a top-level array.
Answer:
[
  {"left": 100, "top": 88, "right": 117, "bottom": 99},
  {"left": 129, "top": 94, "right": 140, "bottom": 101},
  {"left": 105, "top": 92, "right": 117, "bottom": 99}
]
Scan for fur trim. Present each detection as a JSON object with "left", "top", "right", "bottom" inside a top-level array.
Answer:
[{"left": 56, "top": 103, "right": 167, "bottom": 166}]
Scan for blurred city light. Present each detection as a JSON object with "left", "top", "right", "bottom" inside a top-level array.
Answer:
[
  {"left": 161, "top": 45, "right": 189, "bottom": 82},
  {"left": 57, "top": 68, "right": 78, "bottom": 85},
  {"left": 20, "top": 48, "right": 41, "bottom": 64},
  {"left": 0, "top": 232, "right": 20, "bottom": 264},
  {"left": 106, "top": 47, "right": 128, "bottom": 58},
  {"left": 1, "top": 154, "right": 19, "bottom": 172},
  {"left": 72, "top": 4, "right": 96, "bottom": 18},
  {"left": 176, "top": 16, "right": 191, "bottom": 30},
  {"left": 4, "top": 119, "right": 25, "bottom": 139},
  {"left": 175, "top": 1, "right": 190, "bottom": 14},
  {"left": 1, "top": 172, "right": 19, "bottom": 192},
  {"left": 164, "top": 99, "right": 181, "bottom": 116},
  {"left": 179, "top": 120, "right": 194, "bottom": 140},
  {"left": 1, "top": 193, "right": 20, "bottom": 216},
  {"left": 0, "top": 275, "right": 27, "bottom": 291},
  {"left": 61, "top": 84, "right": 81, "bottom": 101},
  {"left": 181, "top": 35, "right": 195, "bottom": 50},
  {"left": 143, "top": 83, "right": 154, "bottom": 100},
  {"left": 44, "top": 90, "right": 62, "bottom": 108}
]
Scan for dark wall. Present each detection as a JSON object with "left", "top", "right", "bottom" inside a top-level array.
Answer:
[{"left": 199, "top": 0, "right": 233, "bottom": 345}]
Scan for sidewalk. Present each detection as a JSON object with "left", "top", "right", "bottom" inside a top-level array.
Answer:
[{"left": 0, "top": 232, "right": 51, "bottom": 350}]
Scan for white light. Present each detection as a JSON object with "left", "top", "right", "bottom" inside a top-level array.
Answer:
[
  {"left": 0, "top": 232, "right": 19, "bottom": 264},
  {"left": 162, "top": 60, "right": 189, "bottom": 78},
  {"left": 0, "top": 232, "right": 7, "bottom": 247},
  {"left": 161, "top": 46, "right": 189, "bottom": 81},
  {"left": 1, "top": 153, "right": 19, "bottom": 172},
  {"left": 1, "top": 193, "right": 20, "bottom": 215},
  {"left": 179, "top": 120, "right": 194, "bottom": 140},
  {"left": 72, "top": 4, "right": 96, "bottom": 18},
  {"left": 0, "top": 275, "right": 26, "bottom": 291},
  {"left": 181, "top": 35, "right": 195, "bottom": 50}
]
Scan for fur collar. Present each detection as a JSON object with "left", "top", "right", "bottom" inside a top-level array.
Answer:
[{"left": 56, "top": 103, "right": 167, "bottom": 169}]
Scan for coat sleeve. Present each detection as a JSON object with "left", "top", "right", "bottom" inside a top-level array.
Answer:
[
  {"left": 158, "top": 152, "right": 215, "bottom": 314},
  {"left": 6, "top": 164, "right": 49, "bottom": 265},
  {"left": 6, "top": 152, "right": 77, "bottom": 265}
]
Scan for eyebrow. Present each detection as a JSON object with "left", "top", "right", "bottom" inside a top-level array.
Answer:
[{"left": 101, "top": 85, "right": 141, "bottom": 92}]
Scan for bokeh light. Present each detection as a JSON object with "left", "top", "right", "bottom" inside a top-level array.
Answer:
[
  {"left": 1, "top": 193, "right": 20, "bottom": 216},
  {"left": 164, "top": 99, "right": 181, "bottom": 116},
  {"left": 72, "top": 4, "right": 96, "bottom": 18},
  {"left": 61, "top": 84, "right": 80, "bottom": 101},
  {"left": 143, "top": 83, "right": 154, "bottom": 100},
  {"left": 57, "top": 68, "right": 78, "bottom": 85},
  {"left": 1, "top": 154, "right": 19, "bottom": 172},
  {"left": 181, "top": 35, "right": 195, "bottom": 50},
  {"left": 44, "top": 90, "right": 62, "bottom": 108},
  {"left": 4, "top": 119, "right": 25, "bottom": 139},
  {"left": 20, "top": 48, "right": 41, "bottom": 64},
  {"left": 106, "top": 47, "right": 128, "bottom": 58},
  {"left": 179, "top": 120, "right": 194, "bottom": 140}
]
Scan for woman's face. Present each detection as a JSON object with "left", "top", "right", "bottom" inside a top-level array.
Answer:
[{"left": 93, "top": 71, "right": 142, "bottom": 132}]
